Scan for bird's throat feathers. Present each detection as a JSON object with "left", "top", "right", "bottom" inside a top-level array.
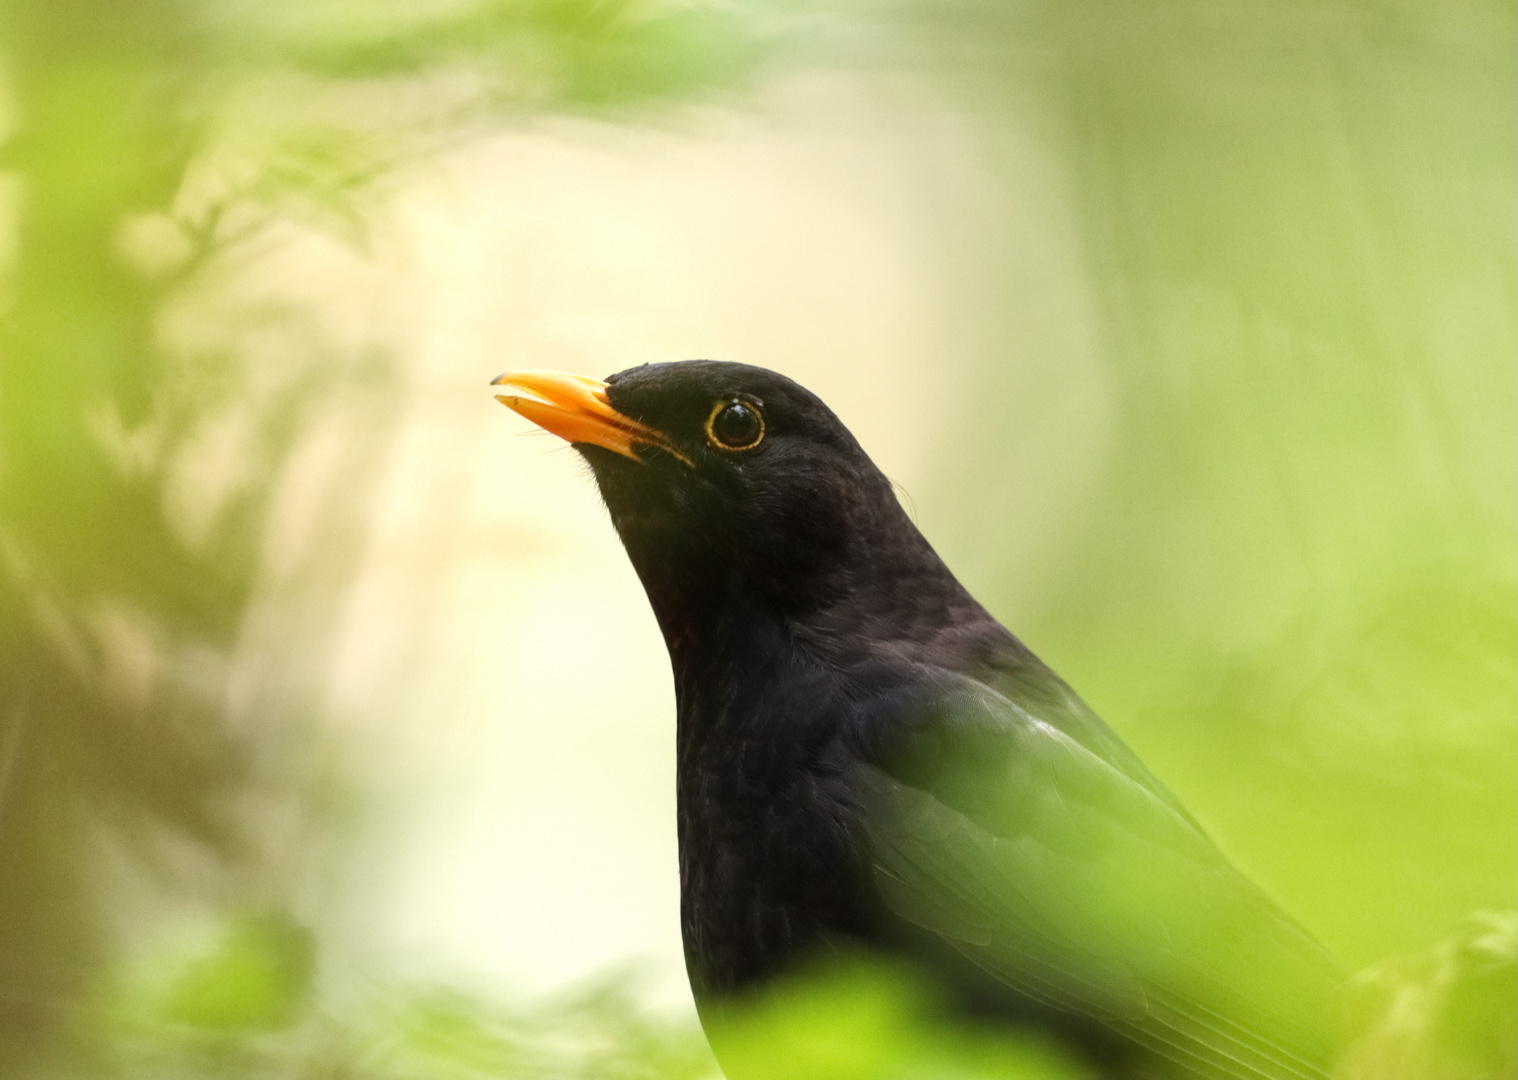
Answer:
[{"left": 604, "top": 479, "right": 1001, "bottom": 721}]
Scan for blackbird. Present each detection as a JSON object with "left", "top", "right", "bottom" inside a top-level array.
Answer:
[{"left": 492, "top": 361, "right": 1343, "bottom": 1080}]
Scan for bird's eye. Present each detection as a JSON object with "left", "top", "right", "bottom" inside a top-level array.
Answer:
[{"left": 705, "top": 400, "right": 764, "bottom": 451}]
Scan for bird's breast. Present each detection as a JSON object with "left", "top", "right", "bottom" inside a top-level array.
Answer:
[
  {"left": 676, "top": 749, "right": 874, "bottom": 1002},
  {"left": 672, "top": 648, "right": 876, "bottom": 1002}
]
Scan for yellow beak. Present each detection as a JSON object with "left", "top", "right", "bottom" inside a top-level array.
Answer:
[{"left": 491, "top": 369, "right": 690, "bottom": 465}]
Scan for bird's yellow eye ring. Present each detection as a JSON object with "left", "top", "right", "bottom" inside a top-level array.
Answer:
[{"left": 705, "top": 398, "right": 765, "bottom": 451}]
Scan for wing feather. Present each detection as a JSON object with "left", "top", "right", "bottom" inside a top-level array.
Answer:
[{"left": 847, "top": 670, "right": 1342, "bottom": 1080}]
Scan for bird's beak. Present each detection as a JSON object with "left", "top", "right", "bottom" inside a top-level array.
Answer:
[{"left": 491, "top": 369, "right": 690, "bottom": 465}]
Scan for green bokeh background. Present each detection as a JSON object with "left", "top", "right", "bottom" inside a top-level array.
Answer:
[{"left": 0, "top": 0, "right": 1510, "bottom": 1076}]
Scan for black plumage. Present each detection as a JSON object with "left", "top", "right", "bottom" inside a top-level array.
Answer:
[{"left": 493, "top": 360, "right": 1344, "bottom": 1080}]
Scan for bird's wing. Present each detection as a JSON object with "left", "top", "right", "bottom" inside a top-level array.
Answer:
[{"left": 844, "top": 669, "right": 1343, "bottom": 1080}]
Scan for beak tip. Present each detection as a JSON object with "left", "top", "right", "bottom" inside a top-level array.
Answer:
[{"left": 488, "top": 368, "right": 686, "bottom": 466}]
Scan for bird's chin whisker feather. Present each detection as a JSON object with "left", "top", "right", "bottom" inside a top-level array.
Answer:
[{"left": 889, "top": 477, "right": 919, "bottom": 526}]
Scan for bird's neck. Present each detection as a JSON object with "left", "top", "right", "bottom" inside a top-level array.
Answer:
[
  {"left": 620, "top": 541, "right": 779, "bottom": 697},
  {"left": 622, "top": 513, "right": 1009, "bottom": 710}
]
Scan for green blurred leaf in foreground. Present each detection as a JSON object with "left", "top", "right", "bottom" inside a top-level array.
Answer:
[
  {"left": 70, "top": 916, "right": 718, "bottom": 1080},
  {"left": 1339, "top": 911, "right": 1517, "bottom": 1080},
  {"left": 157, "top": 915, "right": 317, "bottom": 1033},
  {"left": 72, "top": 930, "right": 1089, "bottom": 1080},
  {"left": 703, "top": 955, "right": 1090, "bottom": 1080}
]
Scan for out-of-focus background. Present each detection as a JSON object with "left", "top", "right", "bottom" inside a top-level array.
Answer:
[{"left": 0, "top": 0, "right": 1512, "bottom": 1076}]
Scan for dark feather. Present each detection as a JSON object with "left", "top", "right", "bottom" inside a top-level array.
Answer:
[{"left": 545, "top": 360, "right": 1345, "bottom": 1079}]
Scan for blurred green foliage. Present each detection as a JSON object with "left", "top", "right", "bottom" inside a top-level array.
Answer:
[
  {"left": 1339, "top": 911, "right": 1517, "bottom": 1080},
  {"left": 155, "top": 916, "right": 316, "bottom": 1032},
  {"left": 57, "top": 920, "right": 1093, "bottom": 1080},
  {"left": 703, "top": 957, "right": 1089, "bottom": 1080},
  {"left": 0, "top": 0, "right": 778, "bottom": 1073},
  {"left": 920, "top": 0, "right": 1515, "bottom": 971},
  {"left": 54, "top": 914, "right": 718, "bottom": 1079}
]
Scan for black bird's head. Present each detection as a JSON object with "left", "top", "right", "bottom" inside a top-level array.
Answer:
[
  {"left": 497, "top": 356, "right": 995, "bottom": 659},
  {"left": 493, "top": 361, "right": 912, "bottom": 618}
]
